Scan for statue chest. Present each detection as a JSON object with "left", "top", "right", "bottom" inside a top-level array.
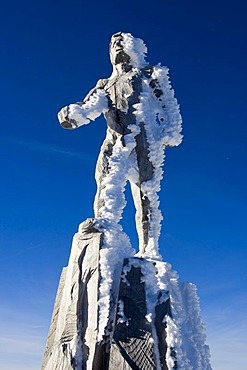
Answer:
[{"left": 105, "top": 73, "right": 142, "bottom": 113}]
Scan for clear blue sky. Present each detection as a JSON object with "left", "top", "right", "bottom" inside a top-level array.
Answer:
[{"left": 0, "top": 0, "right": 246, "bottom": 369}]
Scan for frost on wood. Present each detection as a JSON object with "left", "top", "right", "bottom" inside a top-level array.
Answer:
[{"left": 58, "top": 32, "right": 182, "bottom": 259}]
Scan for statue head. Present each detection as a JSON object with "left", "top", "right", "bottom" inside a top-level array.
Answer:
[{"left": 110, "top": 32, "right": 147, "bottom": 70}]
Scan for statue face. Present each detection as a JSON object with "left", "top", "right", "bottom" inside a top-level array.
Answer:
[{"left": 110, "top": 33, "right": 130, "bottom": 65}]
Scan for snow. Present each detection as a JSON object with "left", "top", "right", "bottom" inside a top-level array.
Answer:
[
  {"left": 116, "top": 299, "right": 129, "bottom": 325},
  {"left": 121, "top": 32, "right": 147, "bottom": 68},
  {"left": 95, "top": 130, "right": 139, "bottom": 222},
  {"left": 155, "top": 262, "right": 212, "bottom": 370},
  {"left": 70, "top": 335, "right": 83, "bottom": 369},
  {"left": 133, "top": 64, "right": 182, "bottom": 258},
  {"left": 94, "top": 219, "right": 135, "bottom": 341},
  {"left": 180, "top": 283, "right": 212, "bottom": 369}
]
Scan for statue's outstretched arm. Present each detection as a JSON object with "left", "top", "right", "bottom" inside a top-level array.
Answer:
[{"left": 58, "top": 80, "right": 109, "bottom": 130}]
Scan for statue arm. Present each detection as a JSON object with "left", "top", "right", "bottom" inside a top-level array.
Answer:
[{"left": 58, "top": 80, "right": 109, "bottom": 130}]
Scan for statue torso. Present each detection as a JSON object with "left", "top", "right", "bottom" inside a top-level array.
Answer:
[{"left": 102, "top": 66, "right": 153, "bottom": 135}]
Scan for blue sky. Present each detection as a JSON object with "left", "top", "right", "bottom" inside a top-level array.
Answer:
[{"left": 0, "top": 0, "right": 246, "bottom": 368}]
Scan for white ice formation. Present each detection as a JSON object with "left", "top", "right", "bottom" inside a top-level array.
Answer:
[{"left": 94, "top": 219, "right": 135, "bottom": 341}]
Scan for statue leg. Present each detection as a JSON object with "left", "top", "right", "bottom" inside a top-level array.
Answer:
[
  {"left": 129, "top": 181, "right": 150, "bottom": 251},
  {"left": 130, "top": 177, "right": 162, "bottom": 259},
  {"left": 94, "top": 129, "right": 128, "bottom": 222},
  {"left": 130, "top": 129, "right": 162, "bottom": 259}
]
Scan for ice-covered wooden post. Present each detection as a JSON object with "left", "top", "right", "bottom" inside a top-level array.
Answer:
[{"left": 41, "top": 33, "right": 212, "bottom": 369}]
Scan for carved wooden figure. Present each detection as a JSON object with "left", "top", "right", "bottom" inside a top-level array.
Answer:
[
  {"left": 58, "top": 32, "right": 182, "bottom": 259},
  {"left": 42, "top": 33, "right": 212, "bottom": 370}
]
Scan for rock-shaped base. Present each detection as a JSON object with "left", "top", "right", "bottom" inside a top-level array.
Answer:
[
  {"left": 41, "top": 218, "right": 136, "bottom": 370},
  {"left": 41, "top": 219, "right": 212, "bottom": 370}
]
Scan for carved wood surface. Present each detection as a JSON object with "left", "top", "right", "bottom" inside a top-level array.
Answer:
[{"left": 41, "top": 220, "right": 172, "bottom": 370}]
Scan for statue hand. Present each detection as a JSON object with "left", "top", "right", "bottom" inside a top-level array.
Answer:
[
  {"left": 58, "top": 106, "right": 85, "bottom": 129},
  {"left": 57, "top": 107, "right": 73, "bottom": 129}
]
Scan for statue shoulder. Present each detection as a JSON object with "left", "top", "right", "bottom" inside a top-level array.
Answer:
[
  {"left": 95, "top": 78, "right": 109, "bottom": 89},
  {"left": 83, "top": 78, "right": 109, "bottom": 103}
]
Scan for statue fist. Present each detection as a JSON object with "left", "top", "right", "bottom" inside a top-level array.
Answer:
[{"left": 58, "top": 106, "right": 77, "bottom": 129}]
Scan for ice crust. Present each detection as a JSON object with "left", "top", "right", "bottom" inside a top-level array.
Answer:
[
  {"left": 95, "top": 127, "right": 139, "bottom": 222},
  {"left": 133, "top": 64, "right": 182, "bottom": 257},
  {"left": 121, "top": 32, "right": 147, "bottom": 68},
  {"left": 117, "top": 299, "right": 129, "bottom": 325},
  {"left": 94, "top": 219, "right": 135, "bottom": 341}
]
